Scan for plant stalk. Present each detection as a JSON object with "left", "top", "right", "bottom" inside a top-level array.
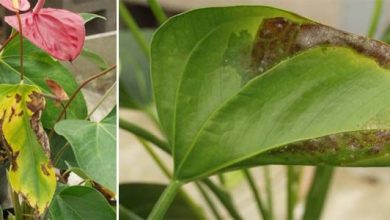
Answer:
[
  {"left": 147, "top": 0, "right": 168, "bottom": 25},
  {"left": 15, "top": 12, "right": 24, "bottom": 82},
  {"left": 264, "top": 166, "right": 274, "bottom": 220},
  {"left": 367, "top": 0, "right": 383, "bottom": 38},
  {"left": 119, "top": 118, "right": 170, "bottom": 154},
  {"left": 302, "top": 167, "right": 334, "bottom": 220},
  {"left": 121, "top": 118, "right": 242, "bottom": 219},
  {"left": 119, "top": 1, "right": 149, "bottom": 56},
  {"left": 195, "top": 182, "right": 222, "bottom": 220},
  {"left": 10, "top": 191, "right": 22, "bottom": 220},
  {"left": 54, "top": 64, "right": 116, "bottom": 124},
  {"left": 147, "top": 180, "right": 183, "bottom": 220},
  {"left": 202, "top": 178, "right": 242, "bottom": 220},
  {"left": 86, "top": 82, "right": 117, "bottom": 119},
  {"left": 287, "top": 166, "right": 300, "bottom": 220},
  {"left": 243, "top": 169, "right": 270, "bottom": 220},
  {"left": 135, "top": 138, "right": 206, "bottom": 219}
]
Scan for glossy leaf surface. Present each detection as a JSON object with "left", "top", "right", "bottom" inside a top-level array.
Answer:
[
  {"left": 0, "top": 37, "right": 87, "bottom": 128},
  {"left": 151, "top": 6, "right": 390, "bottom": 181},
  {"left": 49, "top": 186, "right": 115, "bottom": 220},
  {"left": 0, "top": 84, "right": 56, "bottom": 214},
  {"left": 55, "top": 108, "right": 116, "bottom": 192}
]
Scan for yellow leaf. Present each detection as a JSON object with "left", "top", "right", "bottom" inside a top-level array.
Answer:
[{"left": 0, "top": 84, "right": 56, "bottom": 214}]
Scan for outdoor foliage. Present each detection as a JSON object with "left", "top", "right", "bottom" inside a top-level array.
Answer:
[
  {"left": 120, "top": 1, "right": 390, "bottom": 220},
  {"left": 0, "top": 0, "right": 116, "bottom": 219}
]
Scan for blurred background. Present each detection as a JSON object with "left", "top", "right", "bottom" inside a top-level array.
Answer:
[{"left": 119, "top": 0, "right": 390, "bottom": 219}]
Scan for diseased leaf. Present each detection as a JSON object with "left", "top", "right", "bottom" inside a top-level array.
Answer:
[
  {"left": 54, "top": 107, "right": 116, "bottom": 192},
  {"left": 151, "top": 6, "right": 390, "bottom": 181},
  {"left": 0, "top": 84, "right": 56, "bottom": 214},
  {"left": 0, "top": 36, "right": 88, "bottom": 128}
]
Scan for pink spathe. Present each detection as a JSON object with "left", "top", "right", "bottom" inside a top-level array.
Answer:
[
  {"left": 5, "top": 0, "right": 86, "bottom": 61},
  {"left": 0, "top": 0, "right": 30, "bottom": 11}
]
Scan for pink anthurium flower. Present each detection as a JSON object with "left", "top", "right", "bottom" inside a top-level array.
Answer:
[
  {"left": 0, "top": 0, "right": 30, "bottom": 12},
  {"left": 5, "top": 0, "right": 86, "bottom": 61}
]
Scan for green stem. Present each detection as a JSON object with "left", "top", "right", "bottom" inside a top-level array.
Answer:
[
  {"left": 86, "top": 82, "right": 116, "bottom": 119},
  {"left": 243, "top": 169, "right": 269, "bottom": 220},
  {"left": 11, "top": 191, "right": 22, "bottom": 220},
  {"left": 202, "top": 178, "right": 242, "bottom": 220},
  {"left": 195, "top": 182, "right": 222, "bottom": 220},
  {"left": 119, "top": 1, "right": 149, "bottom": 56},
  {"left": 147, "top": 0, "right": 168, "bottom": 25},
  {"left": 264, "top": 166, "right": 274, "bottom": 220},
  {"left": 123, "top": 119, "right": 239, "bottom": 219},
  {"left": 136, "top": 137, "right": 171, "bottom": 178},
  {"left": 302, "top": 167, "right": 334, "bottom": 220},
  {"left": 147, "top": 180, "right": 183, "bottom": 220},
  {"left": 287, "top": 166, "right": 300, "bottom": 220},
  {"left": 136, "top": 138, "right": 206, "bottom": 219},
  {"left": 217, "top": 174, "right": 226, "bottom": 186},
  {"left": 119, "top": 118, "right": 170, "bottom": 153},
  {"left": 367, "top": 0, "right": 383, "bottom": 38}
]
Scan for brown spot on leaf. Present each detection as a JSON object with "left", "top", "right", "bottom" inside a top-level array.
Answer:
[
  {"left": 15, "top": 93, "right": 22, "bottom": 103},
  {"left": 8, "top": 107, "right": 15, "bottom": 123},
  {"left": 17, "top": 110, "right": 24, "bottom": 117},
  {"left": 41, "top": 163, "right": 50, "bottom": 176},
  {"left": 249, "top": 17, "right": 390, "bottom": 81},
  {"left": 10, "top": 151, "right": 19, "bottom": 171}
]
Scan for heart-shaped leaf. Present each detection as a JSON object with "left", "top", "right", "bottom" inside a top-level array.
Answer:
[
  {"left": 0, "top": 84, "right": 56, "bottom": 214},
  {"left": 48, "top": 186, "right": 115, "bottom": 220},
  {"left": 0, "top": 0, "right": 29, "bottom": 12},
  {"left": 54, "top": 107, "right": 116, "bottom": 192},
  {"left": 151, "top": 6, "right": 390, "bottom": 181},
  {"left": 5, "top": 8, "right": 86, "bottom": 61},
  {"left": 0, "top": 36, "right": 88, "bottom": 128}
]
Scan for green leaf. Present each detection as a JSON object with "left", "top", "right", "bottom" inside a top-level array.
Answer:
[
  {"left": 120, "top": 183, "right": 200, "bottom": 219},
  {"left": 119, "top": 30, "right": 154, "bottom": 110},
  {"left": 80, "top": 13, "right": 107, "bottom": 24},
  {"left": 54, "top": 107, "right": 117, "bottom": 192},
  {"left": 151, "top": 6, "right": 390, "bottom": 181},
  {"left": 0, "top": 36, "right": 88, "bottom": 128},
  {"left": 0, "top": 84, "right": 56, "bottom": 214},
  {"left": 81, "top": 48, "right": 109, "bottom": 70},
  {"left": 50, "top": 132, "right": 77, "bottom": 169},
  {"left": 48, "top": 186, "right": 115, "bottom": 220}
]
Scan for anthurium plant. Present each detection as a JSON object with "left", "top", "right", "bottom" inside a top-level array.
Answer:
[
  {"left": 0, "top": 0, "right": 116, "bottom": 219},
  {"left": 119, "top": 0, "right": 390, "bottom": 219}
]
